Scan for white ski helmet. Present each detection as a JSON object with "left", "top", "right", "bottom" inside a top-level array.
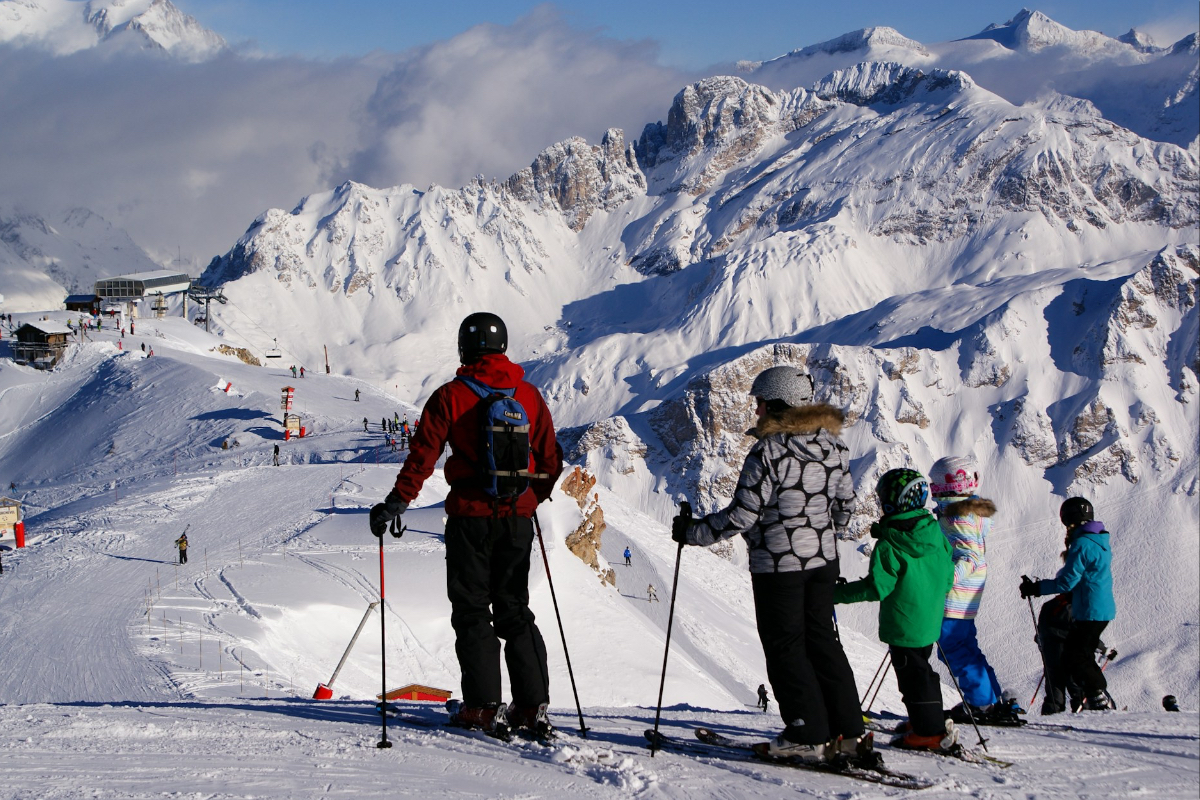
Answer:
[{"left": 749, "top": 365, "right": 814, "bottom": 408}]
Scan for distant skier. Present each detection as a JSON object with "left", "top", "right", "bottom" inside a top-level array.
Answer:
[
  {"left": 141, "top": 343, "right": 145, "bottom": 353},
  {"left": 647, "top": 583, "right": 658, "bottom": 602},
  {"left": 291, "top": 365, "right": 297, "bottom": 378},
  {"left": 757, "top": 684, "right": 770, "bottom": 711},
  {"left": 929, "top": 455, "right": 1017, "bottom": 724},
  {"left": 174, "top": 532, "right": 189, "bottom": 565},
  {"left": 129, "top": 321, "right": 134, "bottom": 335},
  {"left": 363, "top": 417, "right": 369, "bottom": 433},
  {"left": 273, "top": 444, "right": 280, "bottom": 466},
  {"left": 381, "top": 417, "right": 387, "bottom": 433},
  {"left": 672, "top": 366, "right": 865, "bottom": 762},
  {"left": 836, "top": 468, "right": 958, "bottom": 753},
  {"left": 623, "top": 547, "right": 632, "bottom": 566},
  {"left": 7, "top": 481, "right": 14, "bottom": 493},
  {"left": 299, "top": 366, "right": 305, "bottom": 378},
  {"left": 354, "top": 389, "right": 360, "bottom": 402},
  {"left": 1020, "top": 497, "right": 1116, "bottom": 711}
]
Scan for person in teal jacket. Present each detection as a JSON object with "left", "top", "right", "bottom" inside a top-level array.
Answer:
[
  {"left": 1021, "top": 497, "right": 1115, "bottom": 711},
  {"left": 836, "top": 468, "right": 957, "bottom": 751}
]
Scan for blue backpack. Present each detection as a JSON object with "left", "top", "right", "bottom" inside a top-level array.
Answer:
[{"left": 456, "top": 376, "right": 540, "bottom": 500}]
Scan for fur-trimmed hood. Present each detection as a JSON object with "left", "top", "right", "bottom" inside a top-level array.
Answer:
[
  {"left": 938, "top": 497, "right": 997, "bottom": 518},
  {"left": 752, "top": 404, "right": 844, "bottom": 438}
]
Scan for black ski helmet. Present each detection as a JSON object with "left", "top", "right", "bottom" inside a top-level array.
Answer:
[
  {"left": 1059, "top": 497, "right": 1094, "bottom": 527},
  {"left": 457, "top": 312, "right": 507, "bottom": 363}
]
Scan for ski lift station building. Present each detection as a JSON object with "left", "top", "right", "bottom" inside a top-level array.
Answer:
[{"left": 94, "top": 270, "right": 192, "bottom": 317}]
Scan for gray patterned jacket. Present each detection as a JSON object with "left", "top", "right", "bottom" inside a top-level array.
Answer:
[{"left": 685, "top": 405, "right": 856, "bottom": 574}]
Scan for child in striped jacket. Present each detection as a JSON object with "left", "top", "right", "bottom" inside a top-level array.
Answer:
[{"left": 930, "top": 456, "right": 1017, "bottom": 724}]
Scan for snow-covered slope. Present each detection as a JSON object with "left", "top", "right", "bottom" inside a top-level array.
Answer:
[
  {"left": 0, "top": 206, "right": 164, "bottom": 311},
  {"left": 1, "top": 315, "right": 1197, "bottom": 799},
  {"left": 0, "top": 0, "right": 225, "bottom": 59}
]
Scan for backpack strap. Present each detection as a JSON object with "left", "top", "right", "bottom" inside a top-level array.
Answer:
[{"left": 455, "top": 375, "right": 513, "bottom": 400}]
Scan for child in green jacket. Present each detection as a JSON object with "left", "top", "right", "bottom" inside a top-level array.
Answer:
[{"left": 835, "top": 468, "right": 958, "bottom": 751}]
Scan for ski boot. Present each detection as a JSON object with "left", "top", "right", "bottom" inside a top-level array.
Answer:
[
  {"left": 756, "top": 727, "right": 832, "bottom": 763},
  {"left": 507, "top": 702, "right": 554, "bottom": 740},
  {"left": 890, "top": 719, "right": 959, "bottom": 753},
  {"left": 446, "top": 700, "right": 511, "bottom": 738},
  {"left": 1081, "top": 692, "right": 1115, "bottom": 711},
  {"left": 835, "top": 731, "right": 881, "bottom": 768}
]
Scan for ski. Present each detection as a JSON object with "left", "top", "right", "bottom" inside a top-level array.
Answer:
[
  {"left": 379, "top": 701, "right": 558, "bottom": 746},
  {"left": 643, "top": 728, "right": 936, "bottom": 790},
  {"left": 863, "top": 726, "right": 1014, "bottom": 768}
]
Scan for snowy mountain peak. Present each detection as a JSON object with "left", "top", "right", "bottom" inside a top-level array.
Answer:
[
  {"left": 787, "top": 26, "right": 929, "bottom": 59},
  {"left": 1170, "top": 32, "right": 1199, "bottom": 56},
  {"left": 0, "top": 0, "right": 224, "bottom": 58},
  {"left": 1117, "top": 28, "right": 1165, "bottom": 54},
  {"left": 965, "top": 7, "right": 1137, "bottom": 58}
]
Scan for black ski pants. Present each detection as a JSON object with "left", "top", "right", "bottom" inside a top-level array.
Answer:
[
  {"left": 1037, "top": 596, "right": 1078, "bottom": 714},
  {"left": 889, "top": 644, "right": 944, "bottom": 736},
  {"left": 445, "top": 515, "right": 549, "bottom": 709},
  {"left": 751, "top": 563, "right": 864, "bottom": 743},
  {"left": 1063, "top": 619, "right": 1109, "bottom": 699}
]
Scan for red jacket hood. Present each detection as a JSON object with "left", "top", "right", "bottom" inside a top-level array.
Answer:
[{"left": 456, "top": 354, "right": 525, "bottom": 388}]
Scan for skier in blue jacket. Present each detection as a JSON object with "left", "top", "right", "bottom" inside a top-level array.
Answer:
[{"left": 1020, "top": 497, "right": 1115, "bottom": 711}]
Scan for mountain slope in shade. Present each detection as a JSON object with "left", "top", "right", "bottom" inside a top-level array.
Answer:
[{"left": 0, "top": 0, "right": 225, "bottom": 59}]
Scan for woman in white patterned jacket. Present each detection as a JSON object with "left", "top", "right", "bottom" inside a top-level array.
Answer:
[{"left": 671, "top": 365, "right": 864, "bottom": 763}]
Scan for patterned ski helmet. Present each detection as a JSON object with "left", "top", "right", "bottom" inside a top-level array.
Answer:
[
  {"left": 749, "top": 365, "right": 814, "bottom": 408},
  {"left": 1059, "top": 497, "right": 1094, "bottom": 527},
  {"left": 876, "top": 468, "right": 929, "bottom": 515},
  {"left": 929, "top": 455, "right": 980, "bottom": 497}
]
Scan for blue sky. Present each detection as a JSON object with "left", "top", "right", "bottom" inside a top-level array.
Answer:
[{"left": 181, "top": 1, "right": 1199, "bottom": 65}]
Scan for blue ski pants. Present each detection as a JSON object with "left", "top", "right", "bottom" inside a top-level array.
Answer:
[{"left": 937, "top": 617, "right": 1002, "bottom": 707}]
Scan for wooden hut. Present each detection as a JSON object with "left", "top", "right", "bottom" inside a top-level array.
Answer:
[{"left": 11, "top": 322, "right": 72, "bottom": 368}]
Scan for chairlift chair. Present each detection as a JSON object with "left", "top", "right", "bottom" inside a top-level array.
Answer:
[{"left": 266, "top": 338, "right": 283, "bottom": 359}]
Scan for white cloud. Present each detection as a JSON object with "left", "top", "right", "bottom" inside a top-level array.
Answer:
[{"left": 0, "top": 7, "right": 693, "bottom": 269}]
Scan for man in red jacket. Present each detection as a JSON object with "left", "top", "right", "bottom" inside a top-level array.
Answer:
[{"left": 370, "top": 312, "right": 562, "bottom": 736}]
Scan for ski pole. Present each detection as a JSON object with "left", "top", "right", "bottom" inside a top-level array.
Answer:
[
  {"left": 650, "top": 500, "right": 689, "bottom": 757},
  {"left": 532, "top": 511, "right": 588, "bottom": 738},
  {"left": 1029, "top": 672, "right": 1045, "bottom": 710},
  {"left": 936, "top": 641, "right": 989, "bottom": 752},
  {"left": 376, "top": 525, "right": 393, "bottom": 749},
  {"left": 864, "top": 654, "right": 892, "bottom": 714},
  {"left": 859, "top": 650, "right": 891, "bottom": 707},
  {"left": 1027, "top": 596, "right": 1048, "bottom": 711}
]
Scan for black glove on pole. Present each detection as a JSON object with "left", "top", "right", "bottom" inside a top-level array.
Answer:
[
  {"left": 651, "top": 500, "right": 690, "bottom": 756},
  {"left": 370, "top": 493, "right": 408, "bottom": 538}
]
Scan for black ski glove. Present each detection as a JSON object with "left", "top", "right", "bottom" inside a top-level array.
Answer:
[
  {"left": 671, "top": 514, "right": 693, "bottom": 545},
  {"left": 370, "top": 492, "right": 408, "bottom": 538},
  {"left": 1019, "top": 575, "right": 1041, "bottom": 599}
]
